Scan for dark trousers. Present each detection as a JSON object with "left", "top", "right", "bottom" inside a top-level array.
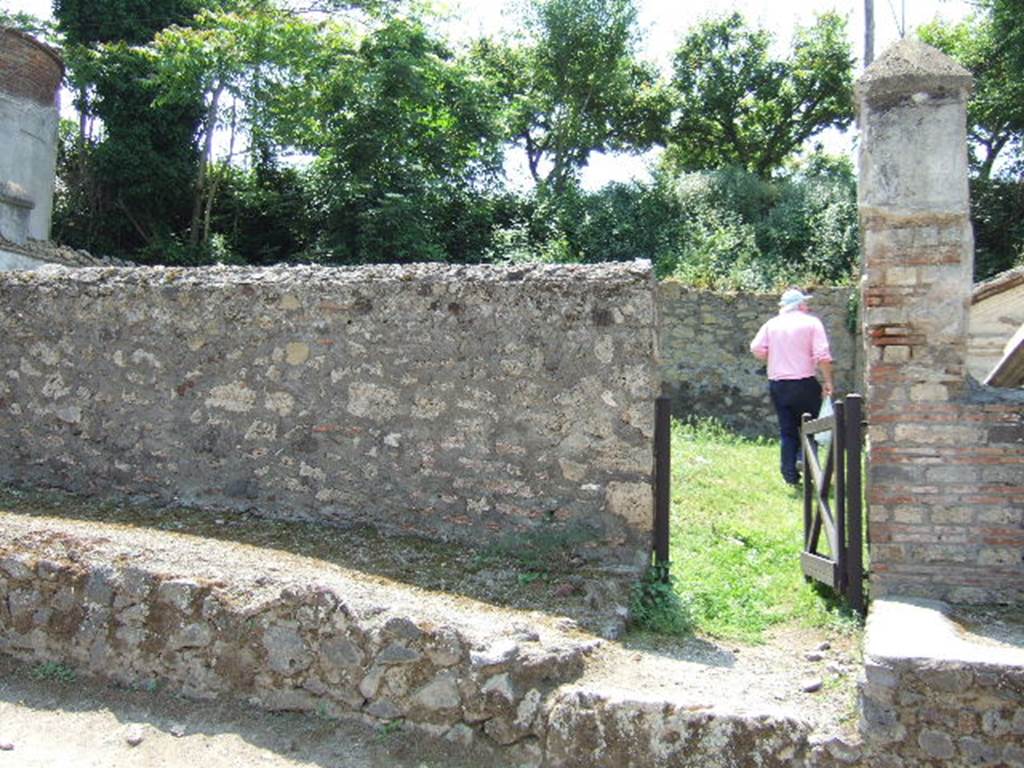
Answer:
[{"left": 769, "top": 377, "right": 823, "bottom": 484}]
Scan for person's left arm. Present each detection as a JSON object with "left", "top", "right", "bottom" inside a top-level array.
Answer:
[{"left": 750, "top": 323, "right": 769, "bottom": 361}]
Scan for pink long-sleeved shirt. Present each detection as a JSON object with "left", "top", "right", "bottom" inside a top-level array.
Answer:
[{"left": 750, "top": 310, "right": 832, "bottom": 381}]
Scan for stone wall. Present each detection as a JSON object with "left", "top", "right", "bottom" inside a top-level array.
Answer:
[
  {"left": 859, "top": 600, "right": 1024, "bottom": 767},
  {"left": 0, "top": 512, "right": 592, "bottom": 766},
  {"left": 857, "top": 40, "right": 1024, "bottom": 604},
  {"left": 657, "top": 283, "right": 860, "bottom": 436},
  {"left": 0, "top": 28, "right": 62, "bottom": 243},
  {"left": 0, "top": 511, "right": 849, "bottom": 768},
  {"left": 0, "top": 262, "right": 659, "bottom": 569}
]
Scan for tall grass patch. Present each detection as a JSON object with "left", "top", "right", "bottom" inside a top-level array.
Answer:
[{"left": 668, "top": 418, "right": 860, "bottom": 643}]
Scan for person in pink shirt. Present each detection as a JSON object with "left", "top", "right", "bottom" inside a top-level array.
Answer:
[{"left": 750, "top": 288, "right": 834, "bottom": 486}]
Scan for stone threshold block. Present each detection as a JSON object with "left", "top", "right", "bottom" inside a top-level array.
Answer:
[{"left": 860, "top": 598, "right": 1024, "bottom": 767}]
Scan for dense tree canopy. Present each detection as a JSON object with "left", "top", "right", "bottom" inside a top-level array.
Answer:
[
  {"left": 11, "top": 0, "right": 1016, "bottom": 282},
  {"left": 473, "top": 0, "right": 669, "bottom": 195},
  {"left": 665, "top": 12, "right": 854, "bottom": 177},
  {"left": 301, "top": 18, "right": 506, "bottom": 262}
]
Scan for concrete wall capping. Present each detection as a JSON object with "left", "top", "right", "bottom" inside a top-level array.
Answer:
[
  {"left": 855, "top": 38, "right": 973, "bottom": 107},
  {"left": 860, "top": 600, "right": 1024, "bottom": 766}
]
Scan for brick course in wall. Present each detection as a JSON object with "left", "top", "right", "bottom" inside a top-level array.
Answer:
[
  {"left": 0, "top": 262, "right": 658, "bottom": 570},
  {"left": 0, "top": 28, "right": 63, "bottom": 107}
]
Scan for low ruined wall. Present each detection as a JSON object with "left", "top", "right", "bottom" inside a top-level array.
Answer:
[
  {"left": 0, "top": 262, "right": 658, "bottom": 568},
  {"left": 0, "top": 513, "right": 838, "bottom": 768},
  {"left": 859, "top": 600, "right": 1024, "bottom": 767},
  {"left": 0, "top": 513, "right": 592, "bottom": 765},
  {"left": 657, "top": 283, "right": 860, "bottom": 435}
]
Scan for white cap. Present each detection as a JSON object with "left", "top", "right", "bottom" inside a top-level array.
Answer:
[{"left": 779, "top": 288, "right": 812, "bottom": 311}]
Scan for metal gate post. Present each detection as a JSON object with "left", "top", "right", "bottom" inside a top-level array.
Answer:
[
  {"left": 653, "top": 395, "right": 671, "bottom": 580},
  {"left": 801, "top": 412, "right": 813, "bottom": 556},
  {"left": 834, "top": 397, "right": 848, "bottom": 593}
]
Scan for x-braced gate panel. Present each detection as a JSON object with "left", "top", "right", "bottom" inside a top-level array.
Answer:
[{"left": 800, "top": 394, "right": 865, "bottom": 614}]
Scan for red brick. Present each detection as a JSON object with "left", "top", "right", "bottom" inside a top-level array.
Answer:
[{"left": 0, "top": 29, "right": 63, "bottom": 106}]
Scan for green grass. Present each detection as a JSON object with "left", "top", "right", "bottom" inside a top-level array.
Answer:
[{"left": 665, "top": 418, "right": 862, "bottom": 643}]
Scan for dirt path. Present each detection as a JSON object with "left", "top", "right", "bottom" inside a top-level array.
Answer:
[{"left": 0, "top": 656, "right": 498, "bottom": 768}]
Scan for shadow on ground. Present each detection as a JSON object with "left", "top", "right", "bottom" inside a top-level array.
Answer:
[{"left": 0, "top": 655, "right": 501, "bottom": 768}]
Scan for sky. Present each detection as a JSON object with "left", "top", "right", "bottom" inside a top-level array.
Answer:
[
  {"left": 4, "top": 0, "right": 976, "bottom": 187},
  {"left": 443, "top": 0, "right": 974, "bottom": 70}
]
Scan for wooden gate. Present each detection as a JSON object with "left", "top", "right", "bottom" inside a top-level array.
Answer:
[{"left": 799, "top": 394, "right": 866, "bottom": 614}]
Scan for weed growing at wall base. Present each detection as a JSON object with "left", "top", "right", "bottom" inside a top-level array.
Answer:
[
  {"left": 629, "top": 565, "right": 694, "bottom": 635},
  {"left": 668, "top": 418, "right": 862, "bottom": 643},
  {"left": 30, "top": 661, "right": 77, "bottom": 684}
]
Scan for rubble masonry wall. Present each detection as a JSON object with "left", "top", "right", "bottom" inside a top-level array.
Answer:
[{"left": 0, "top": 262, "right": 659, "bottom": 569}]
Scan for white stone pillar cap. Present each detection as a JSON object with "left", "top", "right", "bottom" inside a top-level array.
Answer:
[{"left": 856, "top": 38, "right": 973, "bottom": 107}]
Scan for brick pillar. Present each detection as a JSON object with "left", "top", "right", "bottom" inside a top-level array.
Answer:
[{"left": 857, "top": 41, "right": 988, "bottom": 600}]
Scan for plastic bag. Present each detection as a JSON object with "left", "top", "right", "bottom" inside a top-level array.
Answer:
[{"left": 817, "top": 396, "right": 834, "bottom": 446}]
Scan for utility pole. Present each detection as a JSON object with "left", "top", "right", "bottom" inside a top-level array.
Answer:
[{"left": 865, "top": 0, "right": 875, "bottom": 66}]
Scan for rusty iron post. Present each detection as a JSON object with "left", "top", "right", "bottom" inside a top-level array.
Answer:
[{"left": 653, "top": 395, "right": 671, "bottom": 580}]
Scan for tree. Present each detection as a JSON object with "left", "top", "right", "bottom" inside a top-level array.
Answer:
[
  {"left": 295, "top": 18, "right": 505, "bottom": 262},
  {"left": 0, "top": 10, "right": 57, "bottom": 40},
  {"left": 919, "top": 13, "right": 1024, "bottom": 180},
  {"left": 665, "top": 12, "right": 854, "bottom": 177},
  {"left": 51, "top": 0, "right": 222, "bottom": 259},
  {"left": 472, "top": 0, "right": 669, "bottom": 195},
  {"left": 988, "top": 0, "right": 1024, "bottom": 84},
  {"left": 654, "top": 155, "right": 858, "bottom": 289},
  {"left": 58, "top": 42, "right": 205, "bottom": 258},
  {"left": 150, "top": 5, "right": 322, "bottom": 246}
]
